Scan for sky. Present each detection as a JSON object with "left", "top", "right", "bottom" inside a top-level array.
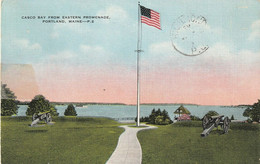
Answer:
[{"left": 1, "top": 0, "right": 260, "bottom": 105}]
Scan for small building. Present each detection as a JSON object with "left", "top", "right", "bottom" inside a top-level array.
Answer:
[
  {"left": 177, "top": 114, "right": 191, "bottom": 121},
  {"left": 174, "top": 105, "right": 191, "bottom": 121}
]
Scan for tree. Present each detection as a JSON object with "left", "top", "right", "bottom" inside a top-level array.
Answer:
[
  {"left": 205, "top": 111, "right": 219, "bottom": 117},
  {"left": 243, "top": 100, "right": 260, "bottom": 122},
  {"left": 155, "top": 108, "right": 162, "bottom": 116},
  {"left": 1, "top": 84, "right": 19, "bottom": 116},
  {"left": 243, "top": 108, "right": 251, "bottom": 117},
  {"left": 162, "top": 109, "right": 170, "bottom": 120},
  {"left": 148, "top": 108, "right": 172, "bottom": 125},
  {"left": 1, "top": 84, "right": 17, "bottom": 99},
  {"left": 231, "top": 115, "right": 235, "bottom": 120},
  {"left": 26, "top": 95, "right": 59, "bottom": 116},
  {"left": 50, "top": 105, "right": 59, "bottom": 116},
  {"left": 149, "top": 108, "right": 157, "bottom": 124},
  {"left": 64, "top": 104, "right": 77, "bottom": 116},
  {"left": 1, "top": 99, "right": 19, "bottom": 116}
]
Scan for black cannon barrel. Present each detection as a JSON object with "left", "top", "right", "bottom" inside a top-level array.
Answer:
[{"left": 210, "top": 115, "right": 224, "bottom": 119}]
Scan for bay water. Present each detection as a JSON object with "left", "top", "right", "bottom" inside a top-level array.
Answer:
[{"left": 17, "top": 104, "right": 247, "bottom": 121}]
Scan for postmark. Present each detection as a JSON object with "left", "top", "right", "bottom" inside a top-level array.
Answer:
[{"left": 171, "top": 14, "right": 209, "bottom": 56}]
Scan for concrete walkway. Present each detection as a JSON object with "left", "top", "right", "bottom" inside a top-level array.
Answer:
[{"left": 106, "top": 124, "right": 157, "bottom": 164}]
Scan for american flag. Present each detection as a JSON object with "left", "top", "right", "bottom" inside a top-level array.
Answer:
[{"left": 140, "top": 5, "right": 161, "bottom": 30}]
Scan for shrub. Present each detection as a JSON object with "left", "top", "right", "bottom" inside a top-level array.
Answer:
[
  {"left": 155, "top": 116, "right": 171, "bottom": 125},
  {"left": 1, "top": 84, "right": 19, "bottom": 116},
  {"left": 1, "top": 99, "right": 19, "bottom": 116},
  {"left": 135, "top": 116, "right": 150, "bottom": 122},
  {"left": 148, "top": 109, "right": 172, "bottom": 125},
  {"left": 26, "top": 95, "right": 59, "bottom": 116},
  {"left": 243, "top": 100, "right": 260, "bottom": 122},
  {"left": 141, "top": 116, "right": 149, "bottom": 122},
  {"left": 143, "top": 116, "right": 150, "bottom": 122},
  {"left": 64, "top": 104, "right": 77, "bottom": 116},
  {"left": 190, "top": 115, "right": 201, "bottom": 121},
  {"left": 155, "top": 116, "right": 163, "bottom": 125},
  {"left": 135, "top": 109, "right": 173, "bottom": 125}
]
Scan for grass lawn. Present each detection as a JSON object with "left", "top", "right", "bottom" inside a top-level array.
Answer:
[
  {"left": 138, "top": 121, "right": 260, "bottom": 164},
  {"left": 1, "top": 116, "right": 124, "bottom": 164}
]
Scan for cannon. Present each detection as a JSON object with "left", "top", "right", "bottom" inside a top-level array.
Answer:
[
  {"left": 30, "top": 111, "right": 53, "bottom": 127},
  {"left": 201, "top": 115, "right": 230, "bottom": 137}
]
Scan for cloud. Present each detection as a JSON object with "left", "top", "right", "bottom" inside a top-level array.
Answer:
[
  {"left": 42, "top": 45, "right": 115, "bottom": 67},
  {"left": 97, "top": 5, "right": 128, "bottom": 22},
  {"left": 49, "top": 50, "right": 77, "bottom": 60},
  {"left": 149, "top": 41, "right": 173, "bottom": 55},
  {"left": 197, "top": 43, "right": 234, "bottom": 68},
  {"left": 147, "top": 41, "right": 260, "bottom": 76},
  {"left": 80, "top": 44, "right": 106, "bottom": 56},
  {"left": 42, "top": 50, "right": 77, "bottom": 65},
  {"left": 79, "top": 44, "right": 118, "bottom": 66},
  {"left": 14, "top": 39, "right": 42, "bottom": 51},
  {"left": 199, "top": 43, "right": 260, "bottom": 74},
  {"left": 51, "top": 31, "right": 59, "bottom": 39},
  {"left": 234, "top": 50, "right": 260, "bottom": 75},
  {"left": 248, "top": 20, "right": 260, "bottom": 40}
]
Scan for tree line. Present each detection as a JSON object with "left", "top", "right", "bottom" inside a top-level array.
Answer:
[
  {"left": 1, "top": 83, "right": 259, "bottom": 122},
  {"left": 1, "top": 84, "right": 77, "bottom": 116},
  {"left": 136, "top": 108, "right": 173, "bottom": 125}
]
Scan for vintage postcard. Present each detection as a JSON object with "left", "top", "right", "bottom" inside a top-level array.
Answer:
[{"left": 1, "top": 0, "right": 259, "bottom": 163}]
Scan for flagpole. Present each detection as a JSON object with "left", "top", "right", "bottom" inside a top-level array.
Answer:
[
  {"left": 136, "top": 2, "right": 142, "bottom": 127},
  {"left": 135, "top": 3, "right": 160, "bottom": 126}
]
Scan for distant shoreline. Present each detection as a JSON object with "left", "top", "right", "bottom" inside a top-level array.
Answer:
[{"left": 17, "top": 101, "right": 250, "bottom": 107}]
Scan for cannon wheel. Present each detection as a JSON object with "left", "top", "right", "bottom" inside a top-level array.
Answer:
[
  {"left": 49, "top": 115, "right": 52, "bottom": 122},
  {"left": 46, "top": 113, "right": 52, "bottom": 123},
  {"left": 32, "top": 113, "right": 37, "bottom": 121},
  {"left": 202, "top": 116, "right": 210, "bottom": 130},
  {"left": 45, "top": 113, "right": 50, "bottom": 123},
  {"left": 223, "top": 117, "right": 230, "bottom": 133}
]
